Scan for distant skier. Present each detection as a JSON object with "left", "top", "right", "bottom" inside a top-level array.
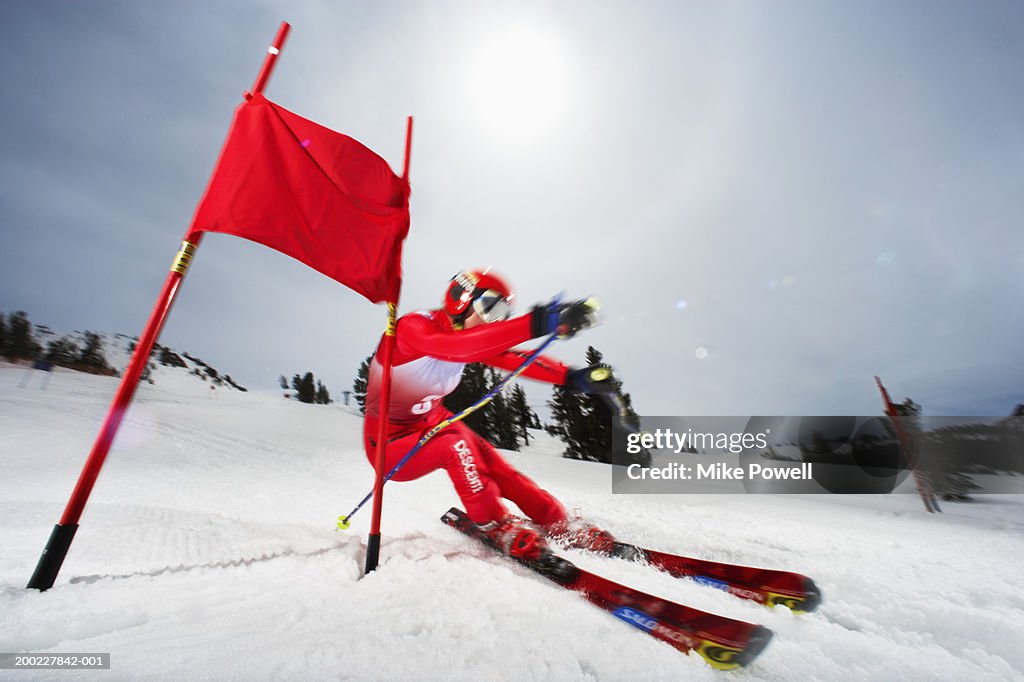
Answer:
[{"left": 364, "top": 269, "right": 620, "bottom": 562}]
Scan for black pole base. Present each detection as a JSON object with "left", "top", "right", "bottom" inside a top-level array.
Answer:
[
  {"left": 27, "top": 523, "right": 79, "bottom": 591},
  {"left": 364, "top": 533, "right": 382, "bottom": 575}
]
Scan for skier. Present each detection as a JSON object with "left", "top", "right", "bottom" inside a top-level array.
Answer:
[{"left": 364, "top": 269, "right": 620, "bottom": 562}]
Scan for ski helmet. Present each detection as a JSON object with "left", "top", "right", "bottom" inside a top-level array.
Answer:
[{"left": 444, "top": 269, "right": 515, "bottom": 326}]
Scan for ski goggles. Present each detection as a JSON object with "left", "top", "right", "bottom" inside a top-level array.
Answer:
[{"left": 472, "top": 289, "right": 513, "bottom": 323}]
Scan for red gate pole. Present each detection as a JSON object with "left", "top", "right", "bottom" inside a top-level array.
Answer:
[
  {"left": 27, "top": 22, "right": 292, "bottom": 591},
  {"left": 874, "top": 376, "right": 940, "bottom": 513},
  {"left": 364, "top": 115, "right": 413, "bottom": 574}
]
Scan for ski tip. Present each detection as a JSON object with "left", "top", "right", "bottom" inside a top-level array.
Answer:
[
  {"left": 797, "top": 578, "right": 823, "bottom": 613},
  {"left": 698, "top": 625, "right": 773, "bottom": 671},
  {"left": 739, "top": 625, "right": 774, "bottom": 667},
  {"left": 798, "top": 577, "right": 823, "bottom": 610},
  {"left": 766, "top": 577, "right": 823, "bottom": 613},
  {"left": 774, "top": 577, "right": 822, "bottom": 613}
]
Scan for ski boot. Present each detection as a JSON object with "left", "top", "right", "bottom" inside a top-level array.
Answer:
[{"left": 477, "top": 516, "right": 550, "bottom": 562}]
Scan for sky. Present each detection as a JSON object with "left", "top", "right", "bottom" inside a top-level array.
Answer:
[{"left": 1, "top": 0, "right": 1022, "bottom": 417}]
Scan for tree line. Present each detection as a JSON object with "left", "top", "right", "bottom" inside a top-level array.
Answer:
[
  {"left": 891, "top": 399, "right": 1024, "bottom": 502},
  {"left": 0, "top": 310, "right": 115, "bottom": 376},
  {"left": 2, "top": 310, "right": 247, "bottom": 390},
  {"left": 279, "top": 373, "right": 332, "bottom": 405}
]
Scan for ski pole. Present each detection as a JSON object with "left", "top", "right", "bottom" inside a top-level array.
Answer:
[{"left": 337, "top": 331, "right": 560, "bottom": 529}]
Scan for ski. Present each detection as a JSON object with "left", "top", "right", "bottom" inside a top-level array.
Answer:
[
  {"left": 442, "top": 508, "right": 773, "bottom": 670},
  {"left": 602, "top": 541, "right": 822, "bottom": 613}
]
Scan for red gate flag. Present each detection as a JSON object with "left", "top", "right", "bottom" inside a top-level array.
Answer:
[{"left": 188, "top": 93, "right": 410, "bottom": 303}]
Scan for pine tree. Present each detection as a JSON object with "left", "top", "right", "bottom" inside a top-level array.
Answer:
[
  {"left": 204, "top": 366, "right": 221, "bottom": 385},
  {"left": 157, "top": 345, "right": 187, "bottom": 368},
  {"left": 509, "top": 384, "right": 536, "bottom": 447},
  {"left": 5, "top": 311, "right": 41, "bottom": 360},
  {"left": 444, "top": 362, "right": 490, "bottom": 436},
  {"left": 316, "top": 380, "right": 331, "bottom": 405},
  {"left": 224, "top": 375, "right": 247, "bottom": 392},
  {"left": 284, "top": 371, "right": 330, "bottom": 404},
  {"left": 44, "top": 336, "right": 81, "bottom": 366},
  {"left": 353, "top": 354, "right": 373, "bottom": 414},
  {"left": 547, "top": 382, "right": 588, "bottom": 460},
  {"left": 547, "top": 346, "right": 643, "bottom": 464},
  {"left": 486, "top": 368, "right": 520, "bottom": 450},
  {"left": 0, "top": 313, "right": 7, "bottom": 356},
  {"left": 77, "top": 331, "right": 112, "bottom": 372},
  {"left": 292, "top": 372, "right": 316, "bottom": 404}
]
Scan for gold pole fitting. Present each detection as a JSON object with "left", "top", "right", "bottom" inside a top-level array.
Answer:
[
  {"left": 385, "top": 302, "right": 398, "bottom": 336},
  {"left": 170, "top": 241, "right": 197, "bottom": 276}
]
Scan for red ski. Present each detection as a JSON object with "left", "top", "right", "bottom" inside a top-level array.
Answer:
[
  {"left": 442, "top": 508, "right": 773, "bottom": 670},
  {"left": 606, "top": 542, "right": 822, "bottom": 613}
]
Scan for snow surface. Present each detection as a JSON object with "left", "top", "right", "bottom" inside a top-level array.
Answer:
[{"left": 2, "top": 365, "right": 1023, "bottom": 681}]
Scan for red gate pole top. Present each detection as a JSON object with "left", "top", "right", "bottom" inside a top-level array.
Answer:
[{"left": 249, "top": 22, "right": 291, "bottom": 97}]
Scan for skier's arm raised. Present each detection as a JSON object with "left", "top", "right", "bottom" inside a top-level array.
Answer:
[
  {"left": 481, "top": 350, "right": 570, "bottom": 385},
  {"left": 397, "top": 298, "right": 600, "bottom": 364},
  {"left": 396, "top": 313, "right": 536, "bottom": 362}
]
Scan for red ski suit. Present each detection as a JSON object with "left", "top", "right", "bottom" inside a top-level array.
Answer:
[{"left": 364, "top": 309, "right": 570, "bottom": 526}]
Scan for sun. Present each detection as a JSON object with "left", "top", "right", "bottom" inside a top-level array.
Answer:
[{"left": 463, "top": 25, "right": 572, "bottom": 141}]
